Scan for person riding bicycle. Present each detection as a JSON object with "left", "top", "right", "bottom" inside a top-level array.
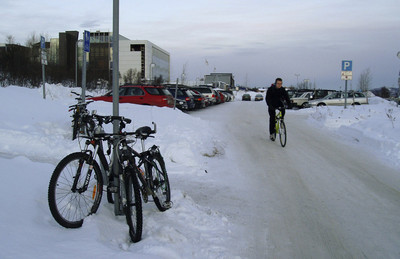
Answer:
[{"left": 266, "top": 78, "right": 291, "bottom": 141}]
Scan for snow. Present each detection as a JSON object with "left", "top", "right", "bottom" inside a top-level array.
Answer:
[
  {"left": 0, "top": 84, "right": 399, "bottom": 258},
  {"left": 298, "top": 97, "right": 400, "bottom": 169}
]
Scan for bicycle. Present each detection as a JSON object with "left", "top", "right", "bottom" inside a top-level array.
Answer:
[
  {"left": 274, "top": 107, "right": 287, "bottom": 147},
  {"left": 48, "top": 114, "right": 143, "bottom": 242},
  {"left": 69, "top": 91, "right": 94, "bottom": 140},
  {"left": 131, "top": 124, "right": 172, "bottom": 211}
]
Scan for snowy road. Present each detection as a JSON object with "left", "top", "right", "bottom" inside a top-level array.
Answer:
[{"left": 190, "top": 101, "right": 400, "bottom": 259}]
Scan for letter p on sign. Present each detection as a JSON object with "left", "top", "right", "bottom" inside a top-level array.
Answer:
[{"left": 342, "top": 60, "right": 352, "bottom": 71}]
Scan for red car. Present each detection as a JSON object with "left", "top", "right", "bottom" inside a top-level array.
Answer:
[{"left": 89, "top": 85, "right": 174, "bottom": 108}]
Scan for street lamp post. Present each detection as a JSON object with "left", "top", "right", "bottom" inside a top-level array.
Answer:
[
  {"left": 295, "top": 74, "right": 300, "bottom": 88},
  {"left": 397, "top": 51, "right": 400, "bottom": 97}
]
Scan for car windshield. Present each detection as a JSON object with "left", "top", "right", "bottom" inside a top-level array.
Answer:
[
  {"left": 193, "top": 88, "right": 211, "bottom": 94},
  {"left": 293, "top": 92, "right": 304, "bottom": 97}
]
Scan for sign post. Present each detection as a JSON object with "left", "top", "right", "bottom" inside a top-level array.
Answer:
[
  {"left": 341, "top": 60, "right": 353, "bottom": 108},
  {"left": 81, "top": 30, "right": 90, "bottom": 101},
  {"left": 40, "top": 36, "right": 47, "bottom": 99}
]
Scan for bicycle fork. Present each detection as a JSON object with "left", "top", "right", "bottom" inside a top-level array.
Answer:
[{"left": 71, "top": 142, "right": 99, "bottom": 194}]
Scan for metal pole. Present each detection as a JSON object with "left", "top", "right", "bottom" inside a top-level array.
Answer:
[
  {"left": 344, "top": 80, "right": 348, "bottom": 109},
  {"left": 42, "top": 60, "right": 46, "bottom": 99},
  {"left": 112, "top": 0, "right": 121, "bottom": 215},
  {"left": 112, "top": 0, "right": 119, "bottom": 129},
  {"left": 75, "top": 41, "right": 78, "bottom": 87},
  {"left": 174, "top": 78, "right": 178, "bottom": 110},
  {"left": 81, "top": 49, "right": 86, "bottom": 101}
]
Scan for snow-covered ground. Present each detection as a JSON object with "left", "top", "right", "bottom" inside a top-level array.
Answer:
[{"left": 0, "top": 85, "right": 399, "bottom": 258}]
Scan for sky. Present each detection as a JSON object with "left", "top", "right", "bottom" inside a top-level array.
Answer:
[{"left": 1, "top": 0, "right": 400, "bottom": 89}]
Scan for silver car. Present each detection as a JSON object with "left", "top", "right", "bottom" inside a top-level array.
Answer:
[{"left": 309, "top": 91, "right": 368, "bottom": 107}]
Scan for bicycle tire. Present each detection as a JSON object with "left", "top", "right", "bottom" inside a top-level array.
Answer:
[
  {"left": 279, "top": 120, "right": 287, "bottom": 147},
  {"left": 124, "top": 167, "right": 143, "bottom": 243},
  {"left": 48, "top": 152, "right": 103, "bottom": 228},
  {"left": 146, "top": 153, "right": 171, "bottom": 211},
  {"left": 72, "top": 115, "right": 79, "bottom": 140}
]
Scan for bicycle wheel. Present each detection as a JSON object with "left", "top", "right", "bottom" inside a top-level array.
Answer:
[
  {"left": 71, "top": 114, "right": 79, "bottom": 140},
  {"left": 48, "top": 152, "right": 103, "bottom": 228},
  {"left": 124, "top": 167, "right": 143, "bottom": 243},
  {"left": 279, "top": 120, "right": 287, "bottom": 147},
  {"left": 147, "top": 153, "right": 171, "bottom": 211}
]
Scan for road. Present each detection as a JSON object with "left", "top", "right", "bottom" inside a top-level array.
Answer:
[{"left": 190, "top": 101, "right": 400, "bottom": 259}]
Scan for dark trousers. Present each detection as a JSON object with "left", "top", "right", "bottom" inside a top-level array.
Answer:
[{"left": 268, "top": 107, "right": 285, "bottom": 135}]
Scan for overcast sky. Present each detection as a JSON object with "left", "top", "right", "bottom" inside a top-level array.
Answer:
[{"left": 1, "top": 0, "right": 400, "bottom": 89}]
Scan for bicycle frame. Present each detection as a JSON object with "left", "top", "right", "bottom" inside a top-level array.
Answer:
[{"left": 275, "top": 110, "right": 283, "bottom": 133}]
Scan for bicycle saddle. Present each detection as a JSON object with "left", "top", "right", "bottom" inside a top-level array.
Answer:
[{"left": 134, "top": 126, "right": 152, "bottom": 137}]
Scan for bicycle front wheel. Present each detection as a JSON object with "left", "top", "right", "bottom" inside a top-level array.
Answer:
[
  {"left": 147, "top": 153, "right": 171, "bottom": 211},
  {"left": 124, "top": 168, "right": 143, "bottom": 243},
  {"left": 48, "top": 152, "right": 103, "bottom": 228},
  {"left": 279, "top": 120, "right": 287, "bottom": 147}
]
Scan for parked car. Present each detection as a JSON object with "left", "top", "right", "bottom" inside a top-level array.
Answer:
[
  {"left": 290, "top": 89, "right": 337, "bottom": 108},
  {"left": 290, "top": 91, "right": 313, "bottom": 108},
  {"left": 254, "top": 94, "right": 264, "bottom": 101},
  {"left": 242, "top": 93, "right": 251, "bottom": 101},
  {"left": 189, "top": 90, "right": 206, "bottom": 109},
  {"left": 308, "top": 91, "right": 368, "bottom": 107},
  {"left": 89, "top": 85, "right": 174, "bottom": 107},
  {"left": 191, "top": 87, "right": 218, "bottom": 105},
  {"left": 173, "top": 98, "right": 189, "bottom": 111},
  {"left": 220, "top": 90, "right": 234, "bottom": 102},
  {"left": 215, "top": 90, "right": 225, "bottom": 104},
  {"left": 165, "top": 87, "right": 196, "bottom": 110}
]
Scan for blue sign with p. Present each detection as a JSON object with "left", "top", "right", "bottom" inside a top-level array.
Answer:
[
  {"left": 342, "top": 60, "right": 352, "bottom": 71},
  {"left": 84, "top": 30, "right": 90, "bottom": 52}
]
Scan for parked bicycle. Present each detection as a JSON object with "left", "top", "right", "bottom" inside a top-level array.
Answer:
[
  {"left": 131, "top": 124, "right": 171, "bottom": 211},
  {"left": 69, "top": 91, "right": 93, "bottom": 140},
  {"left": 274, "top": 107, "right": 287, "bottom": 147},
  {"left": 49, "top": 114, "right": 142, "bottom": 242}
]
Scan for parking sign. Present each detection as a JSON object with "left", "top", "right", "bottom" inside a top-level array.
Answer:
[
  {"left": 83, "top": 30, "right": 90, "bottom": 52},
  {"left": 341, "top": 60, "right": 353, "bottom": 80},
  {"left": 40, "top": 36, "right": 45, "bottom": 49},
  {"left": 342, "top": 60, "right": 352, "bottom": 71}
]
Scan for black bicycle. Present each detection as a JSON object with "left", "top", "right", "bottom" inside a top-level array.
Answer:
[
  {"left": 48, "top": 114, "right": 143, "bottom": 242},
  {"left": 68, "top": 91, "right": 94, "bottom": 140},
  {"left": 131, "top": 124, "right": 171, "bottom": 211}
]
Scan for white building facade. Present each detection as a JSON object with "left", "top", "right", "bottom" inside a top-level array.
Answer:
[{"left": 119, "top": 39, "right": 170, "bottom": 83}]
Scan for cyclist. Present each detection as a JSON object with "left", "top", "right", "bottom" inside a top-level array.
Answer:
[{"left": 266, "top": 78, "right": 291, "bottom": 141}]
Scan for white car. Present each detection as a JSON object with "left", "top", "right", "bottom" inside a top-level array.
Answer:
[
  {"left": 309, "top": 91, "right": 368, "bottom": 107},
  {"left": 191, "top": 87, "right": 217, "bottom": 105},
  {"left": 290, "top": 91, "right": 313, "bottom": 108}
]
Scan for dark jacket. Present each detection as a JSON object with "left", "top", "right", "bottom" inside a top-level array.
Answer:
[{"left": 266, "top": 84, "right": 291, "bottom": 109}]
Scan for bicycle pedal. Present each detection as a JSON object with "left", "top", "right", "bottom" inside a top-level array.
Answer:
[{"left": 107, "top": 186, "right": 118, "bottom": 193}]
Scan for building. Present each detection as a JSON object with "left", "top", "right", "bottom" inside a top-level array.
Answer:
[
  {"left": 89, "top": 31, "right": 170, "bottom": 85},
  {"left": 0, "top": 31, "right": 170, "bottom": 87},
  {"left": 119, "top": 39, "right": 170, "bottom": 83},
  {"left": 204, "top": 73, "right": 235, "bottom": 90}
]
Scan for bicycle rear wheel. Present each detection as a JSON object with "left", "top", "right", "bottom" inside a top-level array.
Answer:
[
  {"left": 124, "top": 168, "right": 143, "bottom": 243},
  {"left": 279, "top": 120, "right": 287, "bottom": 147},
  {"left": 147, "top": 153, "right": 171, "bottom": 211},
  {"left": 48, "top": 152, "right": 103, "bottom": 228}
]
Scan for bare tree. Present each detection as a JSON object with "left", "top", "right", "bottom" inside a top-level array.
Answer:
[
  {"left": 25, "top": 32, "right": 39, "bottom": 47},
  {"left": 123, "top": 68, "right": 141, "bottom": 85},
  {"left": 358, "top": 68, "right": 372, "bottom": 104},
  {"left": 6, "top": 35, "right": 15, "bottom": 44}
]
